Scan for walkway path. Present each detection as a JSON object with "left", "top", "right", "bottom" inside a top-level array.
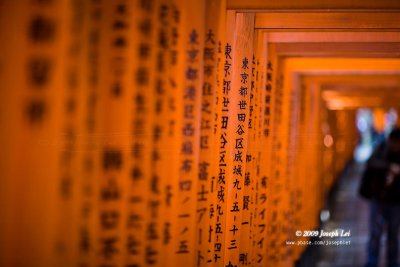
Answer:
[{"left": 298, "top": 162, "right": 389, "bottom": 267}]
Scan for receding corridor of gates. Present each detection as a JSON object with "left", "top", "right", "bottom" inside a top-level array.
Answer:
[{"left": 1, "top": 1, "right": 400, "bottom": 267}]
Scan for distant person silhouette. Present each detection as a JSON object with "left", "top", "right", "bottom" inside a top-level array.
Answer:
[{"left": 359, "top": 127, "right": 400, "bottom": 267}]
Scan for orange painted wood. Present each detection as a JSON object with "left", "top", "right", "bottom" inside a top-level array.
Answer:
[
  {"left": 223, "top": 11, "right": 255, "bottom": 267},
  {"left": 227, "top": 0, "right": 400, "bottom": 10},
  {"left": 255, "top": 12, "right": 400, "bottom": 30},
  {"left": 0, "top": 0, "right": 69, "bottom": 266},
  {"left": 273, "top": 43, "right": 400, "bottom": 58},
  {"left": 266, "top": 32, "right": 400, "bottom": 43},
  {"left": 174, "top": 0, "right": 205, "bottom": 266},
  {"left": 196, "top": 0, "right": 226, "bottom": 266}
]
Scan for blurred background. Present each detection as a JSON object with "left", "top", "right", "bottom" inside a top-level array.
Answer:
[{"left": 0, "top": 1, "right": 400, "bottom": 267}]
